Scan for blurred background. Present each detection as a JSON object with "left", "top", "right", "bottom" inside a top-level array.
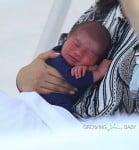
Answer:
[{"left": 0, "top": 0, "right": 93, "bottom": 95}]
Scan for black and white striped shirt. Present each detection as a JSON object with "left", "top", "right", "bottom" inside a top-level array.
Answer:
[{"left": 59, "top": 5, "right": 139, "bottom": 118}]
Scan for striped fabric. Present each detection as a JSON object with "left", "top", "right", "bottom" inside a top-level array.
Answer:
[{"left": 71, "top": 5, "right": 139, "bottom": 118}]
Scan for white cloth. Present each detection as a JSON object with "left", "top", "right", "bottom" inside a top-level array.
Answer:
[
  {"left": 0, "top": 91, "right": 81, "bottom": 134},
  {"left": 0, "top": 92, "right": 139, "bottom": 150}
]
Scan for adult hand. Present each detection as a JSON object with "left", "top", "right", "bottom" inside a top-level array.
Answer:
[{"left": 16, "top": 50, "right": 75, "bottom": 94}]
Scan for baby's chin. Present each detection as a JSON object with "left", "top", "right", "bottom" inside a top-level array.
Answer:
[{"left": 66, "top": 59, "right": 75, "bottom": 66}]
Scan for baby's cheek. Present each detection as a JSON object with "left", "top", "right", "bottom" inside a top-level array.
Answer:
[{"left": 81, "top": 57, "right": 91, "bottom": 66}]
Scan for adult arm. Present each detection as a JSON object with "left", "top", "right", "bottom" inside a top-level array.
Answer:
[
  {"left": 16, "top": 50, "right": 75, "bottom": 94},
  {"left": 16, "top": 5, "right": 96, "bottom": 94}
]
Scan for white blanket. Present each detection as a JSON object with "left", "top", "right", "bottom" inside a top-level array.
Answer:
[
  {"left": 0, "top": 91, "right": 81, "bottom": 134},
  {"left": 0, "top": 91, "right": 139, "bottom": 150}
]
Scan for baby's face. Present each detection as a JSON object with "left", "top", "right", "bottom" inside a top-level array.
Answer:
[{"left": 61, "top": 30, "right": 103, "bottom": 66}]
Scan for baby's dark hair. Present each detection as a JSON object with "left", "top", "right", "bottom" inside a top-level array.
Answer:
[
  {"left": 96, "top": 0, "right": 119, "bottom": 13},
  {"left": 69, "top": 21, "right": 112, "bottom": 59}
]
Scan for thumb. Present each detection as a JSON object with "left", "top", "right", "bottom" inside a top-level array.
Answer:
[{"left": 38, "top": 50, "right": 60, "bottom": 60}]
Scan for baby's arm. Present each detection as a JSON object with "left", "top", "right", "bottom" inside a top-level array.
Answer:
[
  {"left": 91, "top": 59, "right": 111, "bottom": 82},
  {"left": 71, "top": 59, "right": 111, "bottom": 81}
]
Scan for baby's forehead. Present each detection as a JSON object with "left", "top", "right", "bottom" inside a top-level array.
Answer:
[
  {"left": 72, "top": 26, "right": 107, "bottom": 42},
  {"left": 74, "top": 35, "right": 104, "bottom": 55},
  {"left": 74, "top": 31, "right": 104, "bottom": 46},
  {"left": 72, "top": 21, "right": 110, "bottom": 40}
]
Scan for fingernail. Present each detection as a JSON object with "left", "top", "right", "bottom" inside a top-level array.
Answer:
[
  {"left": 74, "top": 88, "right": 78, "bottom": 91},
  {"left": 55, "top": 52, "right": 60, "bottom": 55},
  {"left": 69, "top": 91, "right": 75, "bottom": 94}
]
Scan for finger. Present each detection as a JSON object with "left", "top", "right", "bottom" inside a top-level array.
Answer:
[
  {"left": 71, "top": 68, "right": 75, "bottom": 76},
  {"left": 42, "top": 73, "right": 75, "bottom": 90},
  {"left": 38, "top": 50, "right": 60, "bottom": 60},
  {"left": 44, "top": 74, "right": 73, "bottom": 89},
  {"left": 37, "top": 88, "right": 54, "bottom": 94},
  {"left": 39, "top": 82, "right": 75, "bottom": 95},
  {"left": 73, "top": 69, "right": 77, "bottom": 78},
  {"left": 44, "top": 64, "right": 65, "bottom": 79},
  {"left": 75, "top": 69, "right": 79, "bottom": 79},
  {"left": 74, "top": 68, "right": 78, "bottom": 77},
  {"left": 82, "top": 67, "right": 86, "bottom": 77},
  {"left": 77, "top": 68, "right": 81, "bottom": 78}
]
